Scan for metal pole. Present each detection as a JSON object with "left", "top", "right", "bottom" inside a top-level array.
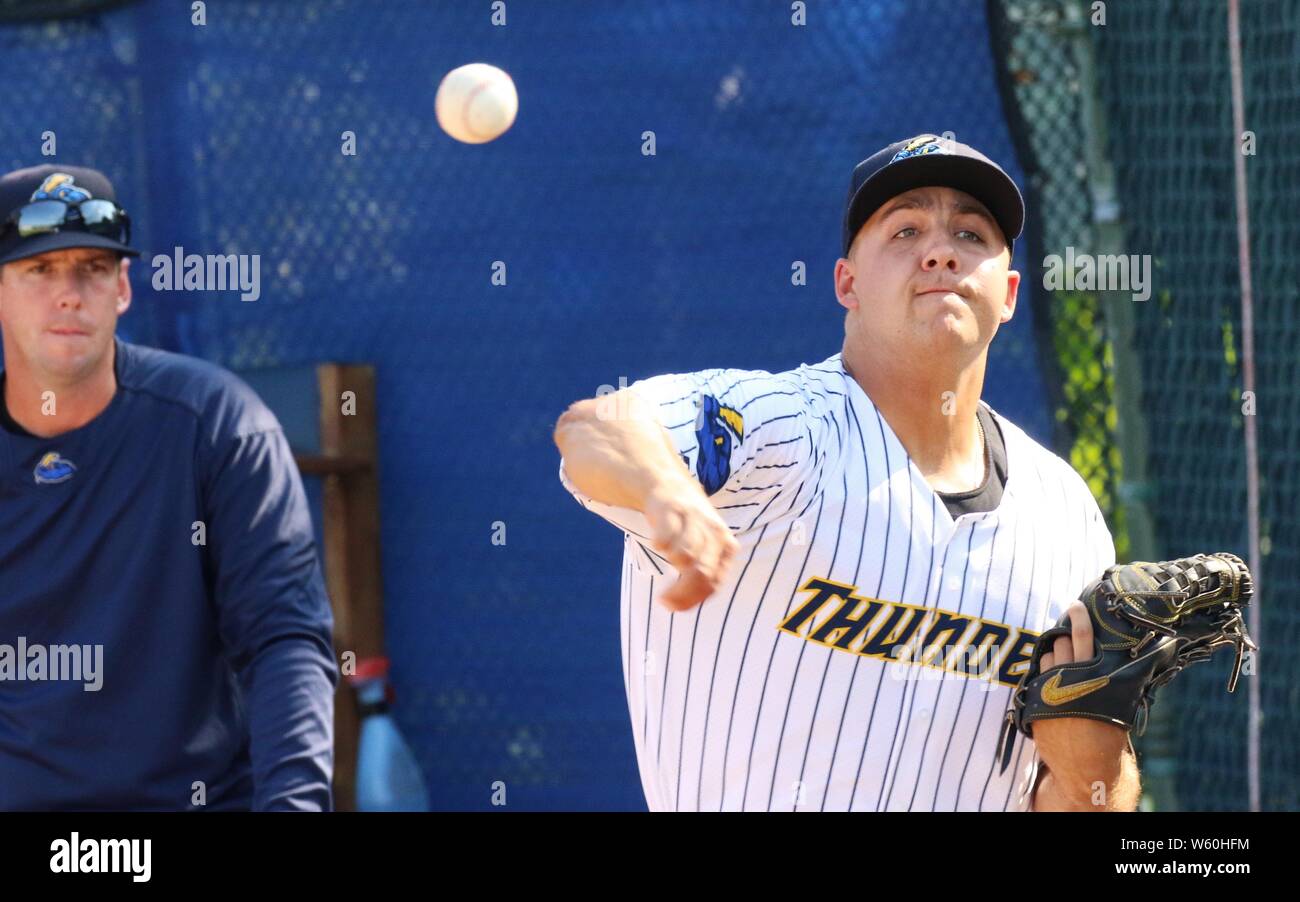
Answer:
[{"left": 1225, "top": 0, "right": 1262, "bottom": 814}]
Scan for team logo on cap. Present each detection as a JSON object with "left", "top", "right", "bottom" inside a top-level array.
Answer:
[
  {"left": 890, "top": 134, "right": 946, "bottom": 164},
  {"left": 33, "top": 451, "right": 77, "bottom": 485},
  {"left": 30, "top": 173, "right": 93, "bottom": 204}
]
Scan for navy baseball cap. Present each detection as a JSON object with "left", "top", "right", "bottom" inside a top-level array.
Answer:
[
  {"left": 842, "top": 134, "right": 1024, "bottom": 257},
  {"left": 0, "top": 164, "right": 140, "bottom": 266}
]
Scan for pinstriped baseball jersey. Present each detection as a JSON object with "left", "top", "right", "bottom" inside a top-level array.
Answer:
[{"left": 559, "top": 352, "right": 1116, "bottom": 811}]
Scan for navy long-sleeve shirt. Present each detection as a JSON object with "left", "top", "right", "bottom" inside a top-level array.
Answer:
[{"left": 0, "top": 337, "right": 338, "bottom": 810}]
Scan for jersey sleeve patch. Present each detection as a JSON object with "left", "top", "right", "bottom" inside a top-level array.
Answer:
[{"left": 693, "top": 393, "right": 744, "bottom": 495}]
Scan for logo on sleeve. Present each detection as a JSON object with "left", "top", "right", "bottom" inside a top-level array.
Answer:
[
  {"left": 33, "top": 451, "right": 77, "bottom": 485},
  {"left": 693, "top": 394, "right": 743, "bottom": 495}
]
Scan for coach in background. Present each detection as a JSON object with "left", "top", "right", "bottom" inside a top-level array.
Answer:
[{"left": 0, "top": 164, "right": 337, "bottom": 810}]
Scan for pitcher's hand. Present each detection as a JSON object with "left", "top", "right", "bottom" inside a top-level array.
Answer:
[{"left": 643, "top": 477, "right": 740, "bottom": 611}]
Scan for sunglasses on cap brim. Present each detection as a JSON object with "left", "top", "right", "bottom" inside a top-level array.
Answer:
[{"left": 2, "top": 198, "right": 131, "bottom": 245}]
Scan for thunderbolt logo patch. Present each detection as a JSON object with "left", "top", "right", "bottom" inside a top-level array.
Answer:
[
  {"left": 890, "top": 134, "right": 946, "bottom": 163},
  {"left": 33, "top": 451, "right": 77, "bottom": 485},
  {"left": 31, "top": 173, "right": 93, "bottom": 203},
  {"left": 693, "top": 394, "right": 743, "bottom": 495}
]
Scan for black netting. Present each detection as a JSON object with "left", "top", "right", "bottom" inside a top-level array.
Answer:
[
  {"left": 993, "top": 0, "right": 1297, "bottom": 811},
  {"left": 1092, "top": 0, "right": 1299, "bottom": 813}
]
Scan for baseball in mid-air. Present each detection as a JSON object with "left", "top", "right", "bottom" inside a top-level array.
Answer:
[{"left": 435, "top": 62, "right": 518, "bottom": 144}]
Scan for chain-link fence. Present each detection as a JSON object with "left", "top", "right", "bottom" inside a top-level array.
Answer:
[{"left": 991, "top": 0, "right": 1298, "bottom": 811}]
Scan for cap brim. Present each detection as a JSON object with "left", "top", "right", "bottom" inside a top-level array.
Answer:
[
  {"left": 0, "top": 231, "right": 141, "bottom": 267},
  {"left": 843, "top": 154, "right": 1024, "bottom": 254}
]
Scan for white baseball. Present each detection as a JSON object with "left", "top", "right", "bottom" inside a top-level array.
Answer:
[{"left": 435, "top": 63, "right": 518, "bottom": 144}]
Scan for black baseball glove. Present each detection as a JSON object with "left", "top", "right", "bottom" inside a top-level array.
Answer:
[{"left": 996, "top": 552, "right": 1256, "bottom": 774}]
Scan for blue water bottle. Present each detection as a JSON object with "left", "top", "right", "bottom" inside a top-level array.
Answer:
[{"left": 351, "top": 657, "right": 430, "bottom": 812}]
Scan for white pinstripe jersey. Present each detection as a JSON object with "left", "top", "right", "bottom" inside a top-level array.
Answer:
[{"left": 559, "top": 353, "right": 1116, "bottom": 811}]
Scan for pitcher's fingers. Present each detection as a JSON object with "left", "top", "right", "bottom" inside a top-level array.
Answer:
[
  {"left": 658, "top": 520, "right": 697, "bottom": 568},
  {"left": 660, "top": 566, "right": 713, "bottom": 611},
  {"left": 697, "top": 532, "right": 729, "bottom": 584},
  {"left": 650, "top": 507, "right": 684, "bottom": 555},
  {"left": 720, "top": 529, "right": 739, "bottom": 562},
  {"left": 663, "top": 542, "right": 698, "bottom": 576},
  {"left": 715, "top": 532, "right": 739, "bottom": 578},
  {"left": 1052, "top": 633, "right": 1073, "bottom": 666},
  {"left": 1064, "top": 601, "right": 1095, "bottom": 662},
  {"left": 680, "top": 516, "right": 708, "bottom": 560},
  {"left": 696, "top": 530, "right": 728, "bottom": 583}
]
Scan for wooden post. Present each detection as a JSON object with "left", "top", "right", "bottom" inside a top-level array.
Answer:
[{"left": 312, "top": 364, "right": 386, "bottom": 812}]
